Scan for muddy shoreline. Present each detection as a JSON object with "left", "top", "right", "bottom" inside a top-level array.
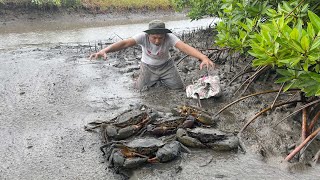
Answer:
[
  {"left": 0, "top": 7, "right": 187, "bottom": 33},
  {"left": 0, "top": 8, "right": 319, "bottom": 180}
]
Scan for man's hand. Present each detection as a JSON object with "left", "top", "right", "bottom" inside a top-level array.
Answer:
[
  {"left": 89, "top": 50, "right": 107, "bottom": 60},
  {"left": 199, "top": 57, "right": 215, "bottom": 70}
]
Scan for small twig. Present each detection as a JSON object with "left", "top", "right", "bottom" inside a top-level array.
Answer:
[
  {"left": 233, "top": 65, "right": 266, "bottom": 95},
  {"left": 228, "top": 63, "right": 252, "bottom": 86},
  {"left": 114, "top": 33, "right": 124, "bottom": 40},
  {"left": 271, "top": 82, "right": 285, "bottom": 109},
  {"left": 300, "top": 107, "right": 308, "bottom": 161},
  {"left": 302, "top": 108, "right": 308, "bottom": 140},
  {"left": 199, "top": 155, "right": 214, "bottom": 167},
  {"left": 176, "top": 54, "right": 189, "bottom": 65},
  {"left": 273, "top": 99, "right": 320, "bottom": 128},
  {"left": 308, "top": 111, "right": 320, "bottom": 133},
  {"left": 214, "top": 89, "right": 298, "bottom": 117},
  {"left": 311, "top": 148, "right": 320, "bottom": 167},
  {"left": 299, "top": 132, "right": 320, "bottom": 157},
  {"left": 239, "top": 100, "right": 302, "bottom": 133},
  {"left": 285, "top": 128, "right": 320, "bottom": 161}
]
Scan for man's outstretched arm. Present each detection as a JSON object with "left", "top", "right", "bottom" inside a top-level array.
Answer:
[
  {"left": 175, "top": 41, "right": 215, "bottom": 70},
  {"left": 90, "top": 38, "right": 137, "bottom": 60}
]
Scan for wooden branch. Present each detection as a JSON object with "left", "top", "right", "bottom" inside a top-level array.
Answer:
[
  {"left": 239, "top": 100, "right": 302, "bottom": 134},
  {"left": 302, "top": 108, "right": 308, "bottom": 140},
  {"left": 214, "top": 89, "right": 299, "bottom": 117},
  {"left": 308, "top": 111, "right": 320, "bottom": 133},
  {"left": 274, "top": 99, "right": 320, "bottom": 128},
  {"left": 234, "top": 65, "right": 269, "bottom": 95},
  {"left": 285, "top": 128, "right": 320, "bottom": 161},
  {"left": 271, "top": 82, "right": 284, "bottom": 109}
]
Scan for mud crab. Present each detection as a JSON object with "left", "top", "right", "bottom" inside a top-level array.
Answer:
[
  {"left": 86, "top": 105, "right": 158, "bottom": 141},
  {"left": 145, "top": 115, "right": 195, "bottom": 136},
  {"left": 171, "top": 105, "right": 216, "bottom": 125},
  {"left": 176, "top": 127, "right": 239, "bottom": 151},
  {"left": 101, "top": 137, "right": 190, "bottom": 170}
]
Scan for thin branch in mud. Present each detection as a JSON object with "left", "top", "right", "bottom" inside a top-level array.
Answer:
[
  {"left": 273, "top": 99, "right": 320, "bottom": 128},
  {"left": 239, "top": 71, "right": 259, "bottom": 96},
  {"left": 285, "top": 128, "right": 320, "bottom": 161},
  {"left": 299, "top": 131, "right": 319, "bottom": 157},
  {"left": 311, "top": 148, "right": 320, "bottom": 167},
  {"left": 302, "top": 108, "right": 308, "bottom": 140},
  {"left": 114, "top": 33, "right": 123, "bottom": 40},
  {"left": 300, "top": 107, "right": 308, "bottom": 161},
  {"left": 233, "top": 65, "right": 268, "bottom": 95},
  {"left": 199, "top": 155, "right": 214, "bottom": 167},
  {"left": 271, "top": 82, "right": 285, "bottom": 109},
  {"left": 239, "top": 100, "right": 302, "bottom": 134},
  {"left": 176, "top": 54, "right": 189, "bottom": 65},
  {"left": 214, "top": 89, "right": 298, "bottom": 117},
  {"left": 228, "top": 62, "right": 253, "bottom": 86},
  {"left": 308, "top": 111, "right": 320, "bottom": 133}
]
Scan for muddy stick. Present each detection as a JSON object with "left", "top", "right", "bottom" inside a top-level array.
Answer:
[
  {"left": 302, "top": 108, "right": 308, "bottom": 140},
  {"left": 300, "top": 108, "right": 308, "bottom": 161},
  {"left": 285, "top": 128, "right": 320, "bottom": 161},
  {"left": 233, "top": 65, "right": 266, "bottom": 95},
  {"left": 308, "top": 111, "right": 320, "bottom": 133},
  {"left": 176, "top": 54, "right": 189, "bottom": 65},
  {"left": 274, "top": 99, "right": 320, "bottom": 128},
  {"left": 311, "top": 148, "right": 320, "bottom": 167},
  {"left": 240, "top": 100, "right": 302, "bottom": 134},
  {"left": 271, "top": 82, "right": 285, "bottom": 109},
  {"left": 214, "top": 89, "right": 298, "bottom": 117}
]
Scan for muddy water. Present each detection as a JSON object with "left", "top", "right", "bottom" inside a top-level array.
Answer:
[{"left": 0, "top": 17, "right": 319, "bottom": 180}]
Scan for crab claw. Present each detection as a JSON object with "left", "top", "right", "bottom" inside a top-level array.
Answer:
[
  {"left": 180, "top": 115, "right": 195, "bottom": 128},
  {"left": 147, "top": 157, "right": 159, "bottom": 163}
]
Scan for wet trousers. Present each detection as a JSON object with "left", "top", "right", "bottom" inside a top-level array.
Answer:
[{"left": 135, "top": 60, "right": 184, "bottom": 91}]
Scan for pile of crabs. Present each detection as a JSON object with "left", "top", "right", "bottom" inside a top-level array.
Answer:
[{"left": 85, "top": 104, "right": 240, "bottom": 173}]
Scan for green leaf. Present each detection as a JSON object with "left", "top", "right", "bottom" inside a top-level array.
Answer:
[
  {"left": 278, "top": 57, "right": 302, "bottom": 64},
  {"left": 316, "top": 64, "right": 320, "bottom": 73},
  {"left": 290, "top": 28, "right": 300, "bottom": 41},
  {"left": 307, "top": 22, "right": 315, "bottom": 38},
  {"left": 276, "top": 69, "right": 294, "bottom": 77},
  {"left": 301, "top": 35, "right": 310, "bottom": 51},
  {"left": 276, "top": 77, "right": 293, "bottom": 83},
  {"left": 289, "top": 40, "right": 305, "bottom": 53},
  {"left": 310, "top": 37, "right": 320, "bottom": 51},
  {"left": 308, "top": 10, "right": 320, "bottom": 32},
  {"left": 283, "top": 82, "right": 295, "bottom": 92},
  {"left": 303, "top": 59, "right": 309, "bottom": 71}
]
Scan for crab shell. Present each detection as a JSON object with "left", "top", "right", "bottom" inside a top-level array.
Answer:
[
  {"left": 171, "top": 105, "right": 215, "bottom": 125},
  {"left": 177, "top": 127, "right": 239, "bottom": 151},
  {"left": 123, "top": 138, "right": 165, "bottom": 155},
  {"left": 113, "top": 109, "right": 149, "bottom": 128},
  {"left": 147, "top": 116, "right": 195, "bottom": 136}
]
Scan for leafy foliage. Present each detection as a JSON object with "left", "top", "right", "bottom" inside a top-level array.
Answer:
[{"left": 172, "top": 0, "right": 320, "bottom": 97}]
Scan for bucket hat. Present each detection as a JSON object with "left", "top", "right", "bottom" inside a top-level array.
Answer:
[{"left": 144, "top": 20, "right": 172, "bottom": 34}]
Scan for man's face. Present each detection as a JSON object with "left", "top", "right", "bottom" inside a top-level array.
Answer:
[{"left": 148, "top": 34, "right": 165, "bottom": 46}]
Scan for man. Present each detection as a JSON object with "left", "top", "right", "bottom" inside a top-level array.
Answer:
[{"left": 90, "top": 20, "right": 215, "bottom": 91}]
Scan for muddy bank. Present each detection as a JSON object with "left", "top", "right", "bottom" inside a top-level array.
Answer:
[
  {"left": 0, "top": 7, "right": 186, "bottom": 33},
  {"left": 0, "top": 10, "right": 319, "bottom": 179}
]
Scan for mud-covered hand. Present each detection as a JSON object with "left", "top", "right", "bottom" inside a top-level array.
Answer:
[
  {"left": 89, "top": 50, "right": 107, "bottom": 60},
  {"left": 199, "top": 57, "right": 215, "bottom": 70}
]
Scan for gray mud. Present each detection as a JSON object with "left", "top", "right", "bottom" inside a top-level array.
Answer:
[{"left": 0, "top": 12, "right": 319, "bottom": 180}]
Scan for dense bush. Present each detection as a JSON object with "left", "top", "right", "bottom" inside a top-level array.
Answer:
[{"left": 172, "top": 0, "right": 320, "bottom": 97}]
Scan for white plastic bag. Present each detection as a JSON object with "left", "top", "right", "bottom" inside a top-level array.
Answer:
[{"left": 186, "top": 75, "right": 222, "bottom": 99}]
